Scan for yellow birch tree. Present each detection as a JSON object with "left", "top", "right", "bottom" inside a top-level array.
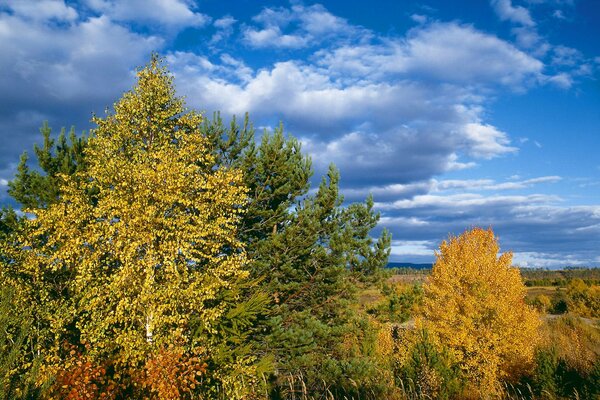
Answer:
[
  {"left": 416, "top": 227, "right": 540, "bottom": 397},
  {"left": 8, "top": 56, "right": 254, "bottom": 398}
]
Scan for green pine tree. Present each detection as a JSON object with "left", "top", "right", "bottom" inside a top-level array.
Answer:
[
  {"left": 200, "top": 114, "right": 392, "bottom": 398},
  {"left": 8, "top": 121, "right": 88, "bottom": 210}
]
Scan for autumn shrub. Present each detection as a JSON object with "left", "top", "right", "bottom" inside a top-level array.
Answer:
[
  {"left": 529, "top": 316, "right": 600, "bottom": 400},
  {"left": 529, "top": 294, "right": 553, "bottom": 313},
  {"left": 417, "top": 228, "right": 541, "bottom": 397},
  {"left": 564, "top": 279, "right": 600, "bottom": 317},
  {"left": 134, "top": 346, "right": 207, "bottom": 399},
  {"left": 49, "top": 347, "right": 117, "bottom": 400}
]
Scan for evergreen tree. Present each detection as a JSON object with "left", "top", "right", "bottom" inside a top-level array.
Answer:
[
  {"left": 201, "top": 114, "right": 392, "bottom": 398},
  {"left": 8, "top": 121, "right": 87, "bottom": 210}
]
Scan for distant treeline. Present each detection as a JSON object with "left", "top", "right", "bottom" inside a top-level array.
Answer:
[
  {"left": 386, "top": 262, "right": 433, "bottom": 270},
  {"left": 388, "top": 264, "right": 600, "bottom": 286},
  {"left": 520, "top": 268, "right": 600, "bottom": 287}
]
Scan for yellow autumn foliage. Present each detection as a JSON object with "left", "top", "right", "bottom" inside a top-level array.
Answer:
[
  {"left": 416, "top": 227, "right": 540, "bottom": 397},
  {"left": 13, "top": 56, "right": 253, "bottom": 397}
]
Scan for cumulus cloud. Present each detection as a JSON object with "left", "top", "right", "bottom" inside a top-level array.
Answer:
[
  {"left": 318, "top": 22, "right": 543, "bottom": 87},
  {"left": 0, "top": 4, "right": 161, "bottom": 193},
  {"left": 6, "top": 0, "right": 78, "bottom": 22},
  {"left": 169, "top": 20, "right": 546, "bottom": 189},
  {"left": 85, "top": 0, "right": 209, "bottom": 27},
  {"left": 171, "top": 54, "right": 519, "bottom": 185},
  {"left": 211, "top": 15, "right": 237, "bottom": 44},
  {"left": 491, "top": 0, "right": 535, "bottom": 26},
  {"left": 242, "top": 4, "right": 365, "bottom": 49}
]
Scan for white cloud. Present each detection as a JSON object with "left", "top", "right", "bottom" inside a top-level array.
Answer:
[
  {"left": 319, "top": 22, "right": 543, "bottom": 87},
  {"left": 411, "top": 14, "right": 428, "bottom": 24},
  {"left": 85, "top": 0, "right": 209, "bottom": 27},
  {"left": 391, "top": 240, "right": 435, "bottom": 257},
  {"left": 6, "top": 0, "right": 78, "bottom": 21},
  {"left": 214, "top": 15, "right": 236, "bottom": 29},
  {"left": 242, "top": 26, "right": 308, "bottom": 48},
  {"left": 552, "top": 45, "right": 582, "bottom": 66},
  {"left": 433, "top": 175, "right": 561, "bottom": 191},
  {"left": 513, "top": 251, "right": 594, "bottom": 268},
  {"left": 462, "top": 123, "right": 517, "bottom": 158},
  {"left": 377, "top": 193, "right": 559, "bottom": 211},
  {"left": 546, "top": 72, "right": 573, "bottom": 88},
  {"left": 491, "top": 0, "right": 535, "bottom": 26},
  {"left": 211, "top": 15, "right": 236, "bottom": 44},
  {"left": 242, "top": 4, "right": 364, "bottom": 49}
]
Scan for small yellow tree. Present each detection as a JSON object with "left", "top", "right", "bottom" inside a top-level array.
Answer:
[
  {"left": 416, "top": 228, "right": 540, "bottom": 396},
  {"left": 10, "top": 56, "right": 254, "bottom": 397}
]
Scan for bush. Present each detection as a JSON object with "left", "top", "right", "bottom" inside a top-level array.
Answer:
[
  {"left": 398, "top": 330, "right": 464, "bottom": 399},
  {"left": 529, "top": 316, "right": 600, "bottom": 400}
]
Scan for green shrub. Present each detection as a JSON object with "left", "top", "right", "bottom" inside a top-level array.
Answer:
[{"left": 398, "top": 330, "right": 464, "bottom": 399}]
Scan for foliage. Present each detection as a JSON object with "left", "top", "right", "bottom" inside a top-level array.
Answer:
[
  {"left": 529, "top": 316, "right": 600, "bottom": 400},
  {"left": 367, "top": 282, "right": 423, "bottom": 323},
  {"left": 0, "top": 208, "right": 19, "bottom": 238},
  {"left": 8, "top": 121, "right": 88, "bottom": 210},
  {"left": 200, "top": 113, "right": 392, "bottom": 398},
  {"left": 136, "top": 346, "right": 207, "bottom": 399},
  {"left": 0, "top": 286, "right": 42, "bottom": 400},
  {"left": 398, "top": 330, "right": 465, "bottom": 399},
  {"left": 564, "top": 279, "right": 600, "bottom": 318},
  {"left": 529, "top": 294, "right": 552, "bottom": 314},
  {"left": 417, "top": 227, "right": 541, "bottom": 397},
  {"left": 1, "top": 56, "right": 258, "bottom": 398},
  {"left": 49, "top": 346, "right": 117, "bottom": 400}
]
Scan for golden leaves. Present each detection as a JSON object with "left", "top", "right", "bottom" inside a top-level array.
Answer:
[
  {"left": 17, "top": 56, "right": 251, "bottom": 395},
  {"left": 417, "top": 228, "right": 541, "bottom": 396}
]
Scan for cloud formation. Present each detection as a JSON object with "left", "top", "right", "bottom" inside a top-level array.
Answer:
[
  {"left": 241, "top": 4, "right": 363, "bottom": 48},
  {"left": 85, "top": 0, "right": 210, "bottom": 27},
  {"left": 0, "top": 1, "right": 598, "bottom": 267}
]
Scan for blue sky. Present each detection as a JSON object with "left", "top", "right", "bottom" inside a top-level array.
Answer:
[{"left": 0, "top": 0, "right": 599, "bottom": 267}]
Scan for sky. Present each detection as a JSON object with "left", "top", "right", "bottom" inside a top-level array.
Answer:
[{"left": 0, "top": 0, "right": 599, "bottom": 268}]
